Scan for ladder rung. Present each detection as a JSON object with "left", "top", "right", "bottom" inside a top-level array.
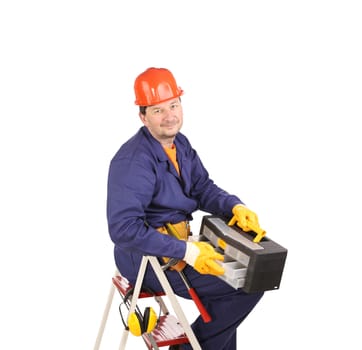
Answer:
[
  {"left": 143, "top": 315, "right": 189, "bottom": 349},
  {"left": 112, "top": 275, "right": 165, "bottom": 298},
  {"left": 113, "top": 274, "right": 190, "bottom": 348}
]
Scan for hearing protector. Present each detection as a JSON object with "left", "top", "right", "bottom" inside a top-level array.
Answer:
[{"left": 119, "top": 287, "right": 159, "bottom": 336}]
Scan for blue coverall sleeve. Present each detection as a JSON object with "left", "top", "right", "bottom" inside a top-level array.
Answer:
[{"left": 107, "top": 157, "right": 186, "bottom": 259}]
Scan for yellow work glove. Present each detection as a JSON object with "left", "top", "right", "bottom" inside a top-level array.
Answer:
[
  {"left": 228, "top": 204, "right": 266, "bottom": 242},
  {"left": 184, "top": 242, "right": 224, "bottom": 276}
]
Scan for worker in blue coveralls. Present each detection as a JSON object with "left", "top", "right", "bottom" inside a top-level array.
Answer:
[{"left": 107, "top": 67, "right": 264, "bottom": 350}]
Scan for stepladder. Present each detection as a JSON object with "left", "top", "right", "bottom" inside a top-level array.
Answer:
[{"left": 94, "top": 256, "right": 202, "bottom": 350}]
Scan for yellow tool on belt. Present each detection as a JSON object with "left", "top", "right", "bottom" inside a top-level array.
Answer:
[
  {"left": 157, "top": 222, "right": 190, "bottom": 271},
  {"left": 165, "top": 222, "right": 182, "bottom": 239}
]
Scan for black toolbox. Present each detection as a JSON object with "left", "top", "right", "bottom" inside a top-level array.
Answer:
[{"left": 199, "top": 215, "right": 288, "bottom": 293}]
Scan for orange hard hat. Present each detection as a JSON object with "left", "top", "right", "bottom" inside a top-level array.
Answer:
[{"left": 134, "top": 67, "right": 183, "bottom": 106}]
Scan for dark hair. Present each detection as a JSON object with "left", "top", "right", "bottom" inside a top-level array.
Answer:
[
  {"left": 139, "top": 106, "right": 147, "bottom": 115},
  {"left": 139, "top": 97, "right": 181, "bottom": 115}
]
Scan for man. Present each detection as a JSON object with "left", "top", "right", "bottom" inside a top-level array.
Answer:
[{"left": 107, "top": 67, "right": 264, "bottom": 349}]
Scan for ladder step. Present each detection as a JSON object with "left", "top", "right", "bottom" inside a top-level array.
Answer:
[
  {"left": 143, "top": 315, "right": 189, "bottom": 349},
  {"left": 112, "top": 272, "right": 192, "bottom": 349},
  {"left": 112, "top": 275, "right": 165, "bottom": 298}
]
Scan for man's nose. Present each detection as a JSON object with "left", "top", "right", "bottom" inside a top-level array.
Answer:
[{"left": 163, "top": 108, "right": 175, "bottom": 118}]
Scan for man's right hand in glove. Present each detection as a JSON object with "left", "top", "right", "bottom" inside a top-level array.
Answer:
[{"left": 184, "top": 242, "right": 224, "bottom": 276}]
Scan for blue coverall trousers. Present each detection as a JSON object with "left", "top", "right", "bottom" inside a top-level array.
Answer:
[{"left": 140, "top": 263, "right": 264, "bottom": 350}]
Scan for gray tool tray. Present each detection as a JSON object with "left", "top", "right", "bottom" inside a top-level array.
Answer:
[{"left": 198, "top": 215, "right": 287, "bottom": 293}]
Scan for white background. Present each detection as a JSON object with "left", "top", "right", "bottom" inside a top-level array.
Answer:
[{"left": 1, "top": 1, "right": 361, "bottom": 349}]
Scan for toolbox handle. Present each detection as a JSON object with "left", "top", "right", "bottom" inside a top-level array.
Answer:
[{"left": 249, "top": 223, "right": 266, "bottom": 243}]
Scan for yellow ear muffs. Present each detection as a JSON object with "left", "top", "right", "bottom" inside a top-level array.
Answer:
[
  {"left": 143, "top": 306, "right": 158, "bottom": 333},
  {"left": 127, "top": 306, "right": 157, "bottom": 336},
  {"left": 120, "top": 287, "right": 159, "bottom": 337},
  {"left": 127, "top": 311, "right": 143, "bottom": 336}
]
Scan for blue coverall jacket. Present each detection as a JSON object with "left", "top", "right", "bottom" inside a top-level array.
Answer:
[
  {"left": 107, "top": 127, "right": 264, "bottom": 350},
  {"left": 107, "top": 126, "right": 243, "bottom": 281}
]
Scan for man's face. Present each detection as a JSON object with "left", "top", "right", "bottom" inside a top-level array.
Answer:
[{"left": 139, "top": 98, "right": 183, "bottom": 146}]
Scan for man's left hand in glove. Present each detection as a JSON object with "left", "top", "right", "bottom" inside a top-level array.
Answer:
[{"left": 228, "top": 204, "right": 266, "bottom": 242}]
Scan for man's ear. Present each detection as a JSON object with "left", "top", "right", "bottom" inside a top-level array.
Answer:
[{"left": 139, "top": 112, "right": 146, "bottom": 125}]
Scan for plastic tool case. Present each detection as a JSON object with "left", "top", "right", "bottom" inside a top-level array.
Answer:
[{"left": 199, "top": 216, "right": 288, "bottom": 293}]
